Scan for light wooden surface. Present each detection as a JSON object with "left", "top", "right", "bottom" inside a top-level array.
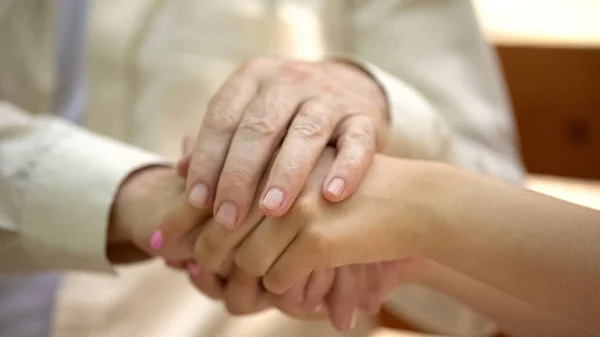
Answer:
[{"left": 473, "top": 0, "right": 600, "bottom": 46}]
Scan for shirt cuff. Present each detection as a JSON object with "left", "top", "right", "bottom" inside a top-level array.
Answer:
[
  {"left": 20, "top": 120, "right": 169, "bottom": 272},
  {"left": 328, "top": 55, "right": 453, "bottom": 160}
]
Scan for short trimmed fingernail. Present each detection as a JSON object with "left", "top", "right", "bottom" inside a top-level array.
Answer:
[
  {"left": 188, "top": 184, "right": 208, "bottom": 208},
  {"left": 150, "top": 230, "right": 163, "bottom": 249},
  {"left": 187, "top": 262, "right": 201, "bottom": 276},
  {"left": 261, "top": 188, "right": 284, "bottom": 210},
  {"left": 326, "top": 178, "right": 346, "bottom": 198},
  {"left": 313, "top": 303, "right": 324, "bottom": 312},
  {"left": 216, "top": 201, "right": 238, "bottom": 229}
]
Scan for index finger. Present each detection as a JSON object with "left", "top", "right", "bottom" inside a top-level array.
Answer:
[{"left": 185, "top": 73, "right": 259, "bottom": 209}]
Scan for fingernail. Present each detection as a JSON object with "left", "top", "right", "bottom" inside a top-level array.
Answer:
[
  {"left": 187, "top": 262, "right": 201, "bottom": 276},
  {"left": 261, "top": 188, "right": 284, "bottom": 210},
  {"left": 188, "top": 184, "right": 208, "bottom": 208},
  {"left": 349, "top": 309, "right": 357, "bottom": 330},
  {"left": 216, "top": 201, "right": 238, "bottom": 229},
  {"left": 313, "top": 303, "right": 324, "bottom": 312},
  {"left": 326, "top": 178, "right": 345, "bottom": 198},
  {"left": 150, "top": 230, "right": 163, "bottom": 249}
]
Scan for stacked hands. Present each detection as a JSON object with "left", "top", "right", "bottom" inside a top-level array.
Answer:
[
  {"left": 110, "top": 55, "right": 600, "bottom": 337},
  {"left": 111, "top": 57, "right": 429, "bottom": 331}
]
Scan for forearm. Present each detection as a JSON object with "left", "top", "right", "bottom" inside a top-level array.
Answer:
[
  {"left": 419, "top": 261, "right": 596, "bottom": 337},
  {"left": 415, "top": 163, "right": 600, "bottom": 332}
]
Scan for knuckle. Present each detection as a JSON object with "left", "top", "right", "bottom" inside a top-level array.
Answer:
[
  {"left": 234, "top": 249, "right": 269, "bottom": 277},
  {"left": 203, "top": 109, "right": 239, "bottom": 134},
  {"left": 238, "top": 115, "right": 280, "bottom": 137},
  {"left": 263, "top": 270, "right": 288, "bottom": 295},
  {"left": 194, "top": 234, "right": 227, "bottom": 271},
  {"left": 220, "top": 166, "right": 253, "bottom": 190},
  {"left": 290, "top": 104, "right": 331, "bottom": 140},
  {"left": 288, "top": 120, "right": 323, "bottom": 140},
  {"left": 345, "top": 126, "right": 375, "bottom": 147}
]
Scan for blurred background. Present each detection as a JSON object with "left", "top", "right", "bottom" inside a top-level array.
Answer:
[
  {"left": 474, "top": 0, "right": 599, "bottom": 181},
  {"left": 472, "top": 0, "right": 600, "bottom": 228}
]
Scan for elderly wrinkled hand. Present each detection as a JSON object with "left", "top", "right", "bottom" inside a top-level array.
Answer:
[{"left": 182, "top": 57, "right": 389, "bottom": 230}]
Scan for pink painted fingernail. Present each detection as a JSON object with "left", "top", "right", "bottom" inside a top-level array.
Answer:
[
  {"left": 150, "top": 230, "right": 163, "bottom": 249},
  {"left": 261, "top": 188, "right": 284, "bottom": 210},
  {"left": 187, "top": 262, "right": 201, "bottom": 276},
  {"left": 326, "top": 178, "right": 346, "bottom": 198},
  {"left": 215, "top": 201, "right": 238, "bottom": 229},
  {"left": 188, "top": 184, "right": 208, "bottom": 208}
]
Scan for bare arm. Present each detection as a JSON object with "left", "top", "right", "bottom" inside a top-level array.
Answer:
[
  {"left": 418, "top": 163, "right": 600, "bottom": 333},
  {"left": 414, "top": 260, "right": 596, "bottom": 337}
]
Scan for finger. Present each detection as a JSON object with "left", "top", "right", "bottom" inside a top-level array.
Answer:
[
  {"left": 303, "top": 268, "right": 335, "bottom": 311},
  {"left": 261, "top": 232, "right": 319, "bottom": 295},
  {"left": 259, "top": 100, "right": 337, "bottom": 217},
  {"left": 151, "top": 203, "right": 209, "bottom": 261},
  {"left": 233, "top": 215, "right": 301, "bottom": 278},
  {"left": 186, "top": 73, "right": 259, "bottom": 210},
  {"left": 212, "top": 85, "right": 304, "bottom": 230},
  {"left": 327, "top": 265, "right": 362, "bottom": 331},
  {"left": 359, "top": 262, "right": 384, "bottom": 313},
  {"left": 282, "top": 275, "right": 309, "bottom": 306},
  {"left": 175, "top": 132, "right": 197, "bottom": 178},
  {"left": 193, "top": 205, "right": 266, "bottom": 272},
  {"left": 188, "top": 262, "right": 226, "bottom": 300},
  {"left": 224, "top": 266, "right": 270, "bottom": 315},
  {"left": 323, "top": 115, "right": 376, "bottom": 202},
  {"left": 176, "top": 156, "right": 191, "bottom": 178},
  {"left": 182, "top": 131, "right": 197, "bottom": 157}
]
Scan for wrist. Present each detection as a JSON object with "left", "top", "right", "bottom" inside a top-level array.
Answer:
[
  {"left": 108, "top": 165, "right": 177, "bottom": 263},
  {"left": 412, "top": 163, "right": 465, "bottom": 263},
  {"left": 380, "top": 157, "right": 452, "bottom": 260}
]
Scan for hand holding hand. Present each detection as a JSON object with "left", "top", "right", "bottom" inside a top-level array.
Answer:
[
  {"left": 188, "top": 148, "right": 432, "bottom": 294},
  {"left": 167, "top": 146, "right": 432, "bottom": 330}
]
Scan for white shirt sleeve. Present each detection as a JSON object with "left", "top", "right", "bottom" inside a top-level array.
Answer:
[
  {"left": 0, "top": 102, "right": 168, "bottom": 273},
  {"left": 343, "top": 0, "right": 525, "bottom": 183}
]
